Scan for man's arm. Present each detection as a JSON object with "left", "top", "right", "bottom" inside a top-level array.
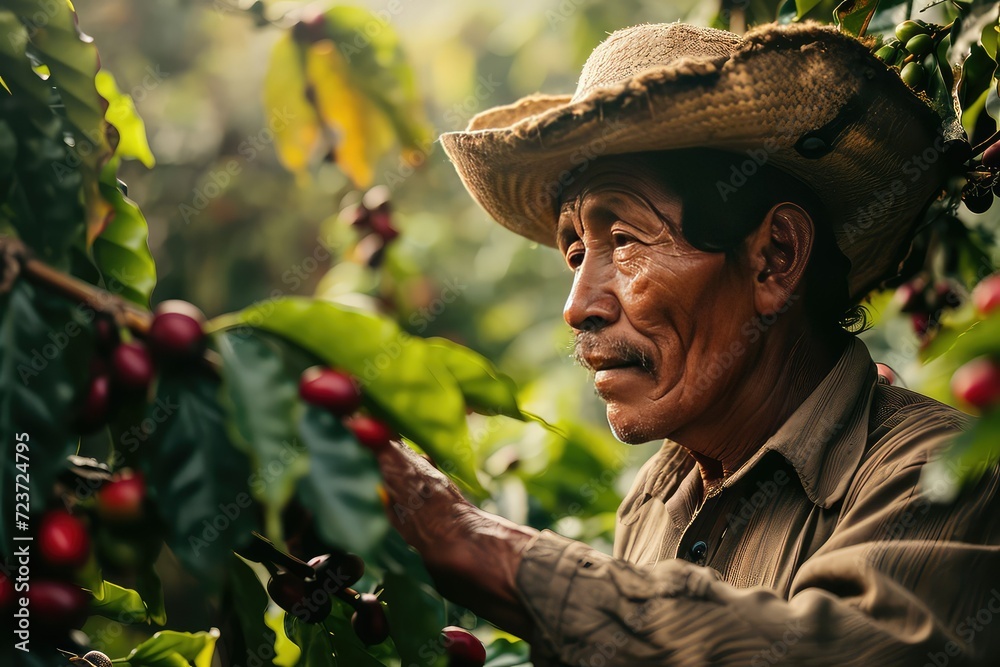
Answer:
[{"left": 374, "top": 427, "right": 1000, "bottom": 666}]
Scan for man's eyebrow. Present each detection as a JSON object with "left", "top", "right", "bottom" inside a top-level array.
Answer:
[{"left": 555, "top": 220, "right": 577, "bottom": 252}]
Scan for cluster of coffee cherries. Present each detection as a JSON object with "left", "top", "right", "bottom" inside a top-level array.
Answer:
[
  {"left": 240, "top": 533, "right": 389, "bottom": 643},
  {"left": 950, "top": 273, "right": 1000, "bottom": 410},
  {"left": 346, "top": 186, "right": 400, "bottom": 269},
  {"left": 298, "top": 366, "right": 395, "bottom": 452},
  {"left": 874, "top": 20, "right": 939, "bottom": 92},
  {"left": 962, "top": 142, "right": 1000, "bottom": 214},
  {"left": 0, "top": 509, "right": 90, "bottom": 639},
  {"left": 78, "top": 300, "right": 207, "bottom": 434},
  {"left": 893, "top": 274, "right": 964, "bottom": 340}
]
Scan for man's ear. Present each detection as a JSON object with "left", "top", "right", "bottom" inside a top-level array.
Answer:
[{"left": 744, "top": 202, "right": 813, "bottom": 316}]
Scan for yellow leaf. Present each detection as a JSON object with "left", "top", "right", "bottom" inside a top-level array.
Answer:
[
  {"left": 305, "top": 41, "right": 395, "bottom": 188},
  {"left": 263, "top": 34, "right": 322, "bottom": 174},
  {"left": 95, "top": 70, "right": 155, "bottom": 167}
]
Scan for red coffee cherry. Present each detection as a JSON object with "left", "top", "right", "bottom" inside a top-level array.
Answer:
[
  {"left": 111, "top": 341, "right": 155, "bottom": 390},
  {"left": 39, "top": 509, "right": 90, "bottom": 571},
  {"left": 29, "top": 580, "right": 89, "bottom": 636},
  {"left": 351, "top": 593, "right": 389, "bottom": 645},
  {"left": 951, "top": 356, "right": 1000, "bottom": 409},
  {"left": 267, "top": 572, "right": 331, "bottom": 624},
  {"left": 299, "top": 367, "right": 362, "bottom": 416},
  {"left": 76, "top": 372, "right": 112, "bottom": 434},
  {"left": 148, "top": 300, "right": 207, "bottom": 362},
  {"left": 345, "top": 415, "right": 395, "bottom": 452},
  {"left": 875, "top": 363, "right": 897, "bottom": 386},
  {"left": 97, "top": 472, "right": 146, "bottom": 524},
  {"left": 972, "top": 274, "right": 1000, "bottom": 316},
  {"left": 441, "top": 626, "right": 486, "bottom": 667},
  {"left": 983, "top": 141, "right": 1000, "bottom": 169}
]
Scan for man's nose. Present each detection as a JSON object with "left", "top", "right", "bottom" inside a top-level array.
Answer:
[{"left": 563, "top": 263, "right": 620, "bottom": 332}]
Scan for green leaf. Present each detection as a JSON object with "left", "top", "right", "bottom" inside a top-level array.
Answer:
[
  {"left": 120, "top": 629, "right": 220, "bottom": 667},
  {"left": 210, "top": 298, "right": 484, "bottom": 493},
  {"left": 283, "top": 616, "right": 337, "bottom": 667},
  {"left": 141, "top": 368, "right": 257, "bottom": 586},
  {"left": 795, "top": 0, "right": 825, "bottom": 19},
  {"left": 95, "top": 70, "right": 155, "bottom": 167},
  {"left": 0, "top": 281, "right": 90, "bottom": 553},
  {"left": 6, "top": 0, "right": 113, "bottom": 242},
  {"left": 137, "top": 563, "right": 167, "bottom": 626},
  {"left": 217, "top": 332, "right": 310, "bottom": 518},
  {"left": 485, "top": 638, "right": 532, "bottom": 667},
  {"left": 89, "top": 580, "right": 148, "bottom": 623},
  {"left": 834, "top": 0, "right": 880, "bottom": 37},
  {"left": 921, "top": 409, "right": 1000, "bottom": 501},
  {"left": 93, "top": 159, "right": 157, "bottom": 306},
  {"left": 322, "top": 600, "right": 391, "bottom": 666},
  {"left": 425, "top": 337, "right": 522, "bottom": 418},
  {"left": 381, "top": 571, "right": 448, "bottom": 667},
  {"left": 297, "top": 406, "right": 389, "bottom": 559},
  {"left": 228, "top": 555, "right": 277, "bottom": 667}
]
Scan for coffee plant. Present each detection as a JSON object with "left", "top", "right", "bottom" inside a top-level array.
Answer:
[{"left": 2, "top": 0, "right": 1000, "bottom": 666}]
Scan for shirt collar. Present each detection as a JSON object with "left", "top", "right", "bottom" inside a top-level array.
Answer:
[{"left": 720, "top": 336, "right": 878, "bottom": 508}]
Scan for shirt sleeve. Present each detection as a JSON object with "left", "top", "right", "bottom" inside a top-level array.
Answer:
[{"left": 514, "top": 426, "right": 1000, "bottom": 666}]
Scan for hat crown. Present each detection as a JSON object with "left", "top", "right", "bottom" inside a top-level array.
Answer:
[{"left": 573, "top": 22, "right": 741, "bottom": 102}]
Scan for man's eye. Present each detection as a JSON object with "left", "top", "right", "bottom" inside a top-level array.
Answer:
[
  {"left": 612, "top": 232, "right": 637, "bottom": 248},
  {"left": 566, "top": 251, "right": 584, "bottom": 269}
]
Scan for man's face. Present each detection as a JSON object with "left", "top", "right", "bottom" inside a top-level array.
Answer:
[{"left": 558, "top": 156, "right": 760, "bottom": 444}]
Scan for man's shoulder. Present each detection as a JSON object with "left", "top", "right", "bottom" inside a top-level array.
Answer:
[{"left": 860, "top": 381, "right": 975, "bottom": 471}]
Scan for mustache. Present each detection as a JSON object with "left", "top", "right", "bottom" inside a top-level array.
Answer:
[{"left": 572, "top": 332, "right": 655, "bottom": 374}]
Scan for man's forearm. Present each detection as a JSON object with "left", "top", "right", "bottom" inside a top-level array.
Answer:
[{"left": 426, "top": 506, "right": 539, "bottom": 638}]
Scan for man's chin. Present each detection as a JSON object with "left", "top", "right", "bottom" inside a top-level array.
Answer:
[{"left": 605, "top": 407, "right": 663, "bottom": 445}]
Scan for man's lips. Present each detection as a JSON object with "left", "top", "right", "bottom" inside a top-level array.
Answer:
[{"left": 584, "top": 356, "right": 643, "bottom": 372}]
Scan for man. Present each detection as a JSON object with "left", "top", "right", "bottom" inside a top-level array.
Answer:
[{"left": 374, "top": 20, "right": 1000, "bottom": 666}]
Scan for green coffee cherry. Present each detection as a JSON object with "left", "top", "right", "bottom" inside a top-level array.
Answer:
[
  {"left": 901, "top": 62, "right": 927, "bottom": 90},
  {"left": 905, "top": 33, "right": 934, "bottom": 57},
  {"left": 875, "top": 45, "right": 898, "bottom": 62},
  {"left": 895, "top": 20, "right": 929, "bottom": 43}
]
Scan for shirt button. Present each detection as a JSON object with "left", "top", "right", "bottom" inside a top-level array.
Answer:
[{"left": 689, "top": 540, "right": 708, "bottom": 561}]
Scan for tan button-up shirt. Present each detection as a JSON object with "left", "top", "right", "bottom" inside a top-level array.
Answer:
[{"left": 515, "top": 337, "right": 1000, "bottom": 665}]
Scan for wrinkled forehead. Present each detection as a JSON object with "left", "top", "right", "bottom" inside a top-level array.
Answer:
[{"left": 557, "top": 154, "right": 685, "bottom": 223}]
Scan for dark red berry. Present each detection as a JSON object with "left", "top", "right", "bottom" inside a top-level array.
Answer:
[
  {"left": 911, "top": 312, "right": 931, "bottom": 337},
  {"left": 441, "top": 626, "right": 486, "bottom": 667},
  {"left": 0, "top": 571, "right": 13, "bottom": 612},
  {"left": 299, "top": 367, "right": 362, "bottom": 415},
  {"left": 894, "top": 280, "right": 926, "bottom": 313},
  {"left": 875, "top": 363, "right": 897, "bottom": 385},
  {"left": 76, "top": 373, "right": 112, "bottom": 434},
  {"left": 309, "top": 552, "right": 365, "bottom": 588},
  {"left": 346, "top": 416, "right": 395, "bottom": 451},
  {"left": 268, "top": 572, "right": 331, "bottom": 624},
  {"left": 39, "top": 510, "right": 90, "bottom": 571},
  {"left": 369, "top": 208, "right": 399, "bottom": 243},
  {"left": 351, "top": 593, "right": 389, "bottom": 645},
  {"left": 93, "top": 316, "right": 119, "bottom": 353},
  {"left": 148, "top": 300, "right": 207, "bottom": 362},
  {"left": 111, "top": 341, "right": 155, "bottom": 390},
  {"left": 973, "top": 274, "right": 1000, "bottom": 316},
  {"left": 983, "top": 141, "right": 1000, "bottom": 169},
  {"left": 97, "top": 472, "right": 146, "bottom": 524},
  {"left": 291, "top": 12, "right": 327, "bottom": 43},
  {"left": 951, "top": 356, "right": 1000, "bottom": 409},
  {"left": 964, "top": 188, "right": 993, "bottom": 214},
  {"left": 29, "top": 580, "right": 89, "bottom": 636}
]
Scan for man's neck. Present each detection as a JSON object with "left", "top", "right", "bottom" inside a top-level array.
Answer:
[{"left": 679, "top": 327, "right": 848, "bottom": 494}]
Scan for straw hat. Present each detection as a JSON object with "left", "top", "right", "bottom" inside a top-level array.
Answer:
[{"left": 439, "top": 21, "right": 966, "bottom": 302}]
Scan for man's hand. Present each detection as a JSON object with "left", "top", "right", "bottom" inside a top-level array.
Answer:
[{"left": 373, "top": 440, "right": 538, "bottom": 636}]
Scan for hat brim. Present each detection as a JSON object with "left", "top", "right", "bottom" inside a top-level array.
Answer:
[{"left": 440, "top": 22, "right": 960, "bottom": 302}]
